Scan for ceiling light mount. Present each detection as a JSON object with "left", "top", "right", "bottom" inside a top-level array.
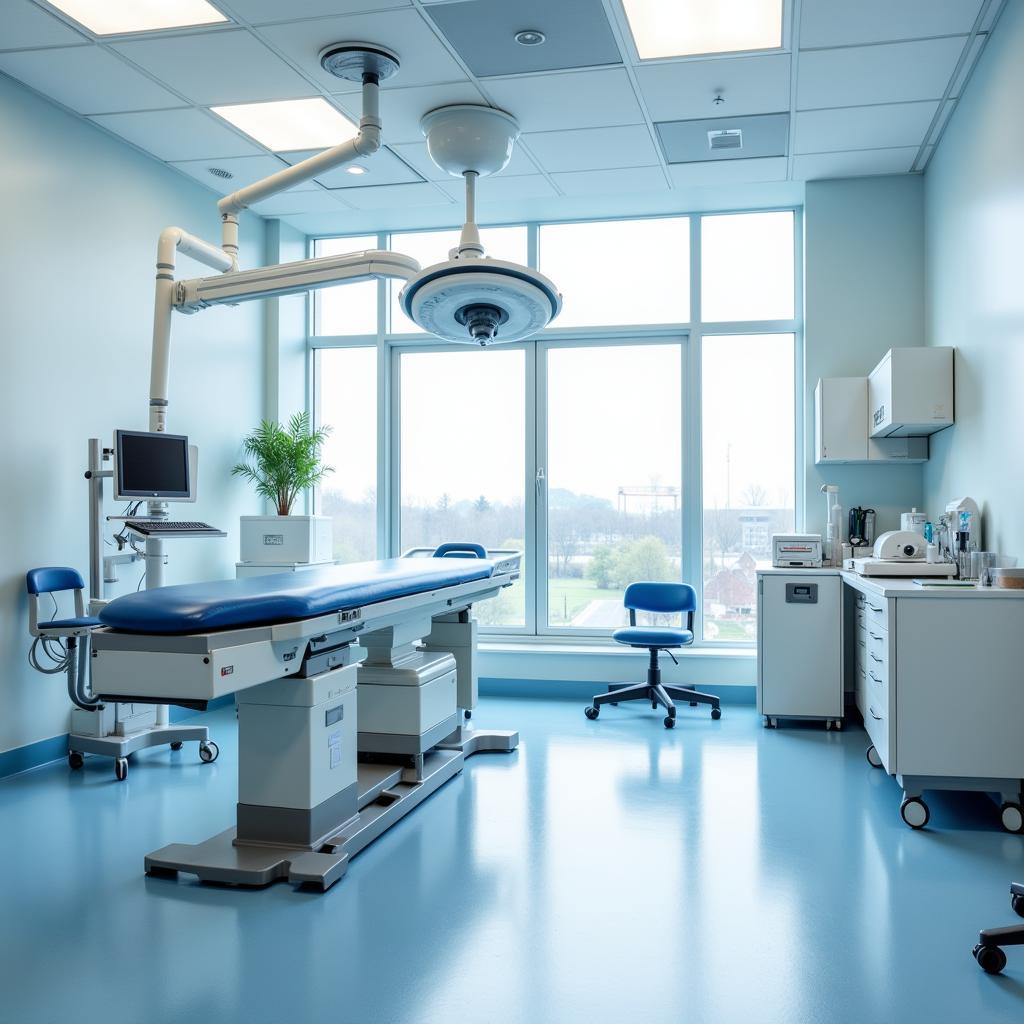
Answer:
[
  {"left": 420, "top": 104, "right": 520, "bottom": 178},
  {"left": 319, "top": 42, "right": 401, "bottom": 82},
  {"left": 514, "top": 29, "right": 547, "bottom": 46},
  {"left": 713, "top": 92, "right": 725, "bottom": 105}
]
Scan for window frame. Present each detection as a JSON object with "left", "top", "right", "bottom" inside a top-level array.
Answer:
[{"left": 308, "top": 207, "right": 804, "bottom": 647}]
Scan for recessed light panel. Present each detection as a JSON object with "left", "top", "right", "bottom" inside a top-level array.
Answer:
[
  {"left": 47, "top": 0, "right": 228, "bottom": 35},
  {"left": 622, "top": 0, "right": 783, "bottom": 59},
  {"left": 210, "top": 99, "right": 358, "bottom": 153}
]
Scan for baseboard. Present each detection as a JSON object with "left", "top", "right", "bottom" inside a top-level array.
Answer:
[
  {"left": 0, "top": 696, "right": 235, "bottom": 781},
  {"left": 479, "top": 677, "right": 757, "bottom": 704}
]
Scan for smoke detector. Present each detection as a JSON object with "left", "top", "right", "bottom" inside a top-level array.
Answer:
[{"left": 708, "top": 129, "right": 743, "bottom": 151}]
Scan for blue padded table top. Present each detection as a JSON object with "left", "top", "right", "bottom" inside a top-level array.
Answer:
[{"left": 99, "top": 558, "right": 496, "bottom": 636}]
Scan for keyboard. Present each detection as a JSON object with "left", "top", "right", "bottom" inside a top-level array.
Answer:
[{"left": 124, "top": 519, "right": 224, "bottom": 537}]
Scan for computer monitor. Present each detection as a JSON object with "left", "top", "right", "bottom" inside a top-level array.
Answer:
[{"left": 114, "top": 430, "right": 192, "bottom": 501}]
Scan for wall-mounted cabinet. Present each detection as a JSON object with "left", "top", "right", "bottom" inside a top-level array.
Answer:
[
  {"left": 815, "top": 377, "right": 928, "bottom": 464},
  {"left": 868, "top": 347, "right": 954, "bottom": 438}
]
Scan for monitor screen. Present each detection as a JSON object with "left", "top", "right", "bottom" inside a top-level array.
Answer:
[{"left": 115, "top": 430, "right": 191, "bottom": 499}]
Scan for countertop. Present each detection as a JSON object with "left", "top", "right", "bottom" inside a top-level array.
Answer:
[{"left": 757, "top": 566, "right": 1024, "bottom": 598}]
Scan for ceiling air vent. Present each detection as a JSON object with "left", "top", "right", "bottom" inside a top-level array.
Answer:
[
  {"left": 707, "top": 129, "right": 743, "bottom": 151},
  {"left": 208, "top": 166, "right": 234, "bottom": 180}
]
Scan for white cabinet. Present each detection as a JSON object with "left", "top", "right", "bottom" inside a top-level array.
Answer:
[
  {"left": 815, "top": 378, "right": 929, "bottom": 464},
  {"left": 757, "top": 570, "right": 843, "bottom": 726},
  {"left": 868, "top": 347, "right": 954, "bottom": 438}
]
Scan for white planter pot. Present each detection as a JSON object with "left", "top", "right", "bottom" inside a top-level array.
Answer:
[{"left": 240, "top": 515, "right": 332, "bottom": 564}]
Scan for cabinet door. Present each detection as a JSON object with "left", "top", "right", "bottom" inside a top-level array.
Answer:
[{"left": 759, "top": 575, "right": 842, "bottom": 717}]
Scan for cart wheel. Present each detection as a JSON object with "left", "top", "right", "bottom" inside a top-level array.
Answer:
[
  {"left": 1011, "top": 893, "right": 1024, "bottom": 919},
  {"left": 584, "top": 706, "right": 599, "bottom": 721},
  {"left": 1000, "top": 802, "right": 1024, "bottom": 834},
  {"left": 825, "top": 720, "right": 832, "bottom": 731},
  {"left": 834, "top": 719, "right": 843, "bottom": 731},
  {"left": 199, "top": 741, "right": 219, "bottom": 764},
  {"left": 664, "top": 716, "right": 675, "bottom": 729},
  {"left": 865, "top": 745, "right": 883, "bottom": 769},
  {"left": 900, "top": 796, "right": 929, "bottom": 829},
  {"left": 711, "top": 707, "right": 722, "bottom": 720},
  {"left": 114, "top": 757, "right": 128, "bottom": 782},
  {"left": 169, "top": 741, "right": 183, "bottom": 751},
  {"left": 763, "top": 717, "right": 775, "bottom": 728},
  {"left": 464, "top": 710, "right": 472, "bottom": 721},
  {"left": 68, "top": 751, "right": 84, "bottom": 770},
  {"left": 974, "top": 944, "right": 1007, "bottom": 975}
]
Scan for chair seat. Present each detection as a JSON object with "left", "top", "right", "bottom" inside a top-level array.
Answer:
[
  {"left": 38, "top": 616, "right": 102, "bottom": 632},
  {"left": 613, "top": 626, "right": 693, "bottom": 649}
]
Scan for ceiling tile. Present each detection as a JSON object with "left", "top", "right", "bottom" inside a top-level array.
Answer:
[
  {"left": 282, "top": 146, "right": 423, "bottom": 188},
  {"left": 792, "top": 147, "right": 918, "bottom": 181},
  {"left": 437, "top": 173, "right": 557, "bottom": 201},
  {"left": 950, "top": 32, "right": 988, "bottom": 97},
  {"left": 800, "top": 0, "right": 984, "bottom": 49},
  {"left": 523, "top": 124, "right": 656, "bottom": 172},
  {"left": 390, "top": 140, "right": 537, "bottom": 180},
  {"left": 222, "top": 0, "right": 413, "bottom": 24},
  {"left": 0, "top": 45, "right": 181, "bottom": 113},
  {"left": 425, "top": 0, "right": 620, "bottom": 78},
  {"left": 250, "top": 189, "right": 348, "bottom": 216},
  {"left": 1, "top": 1, "right": 87, "bottom": 49},
  {"left": 550, "top": 165, "right": 669, "bottom": 197},
  {"left": 795, "top": 101, "right": 938, "bottom": 154},
  {"left": 343, "top": 182, "right": 455, "bottom": 210},
  {"left": 657, "top": 113, "right": 788, "bottom": 163},
  {"left": 112, "top": 29, "right": 313, "bottom": 105},
  {"left": 170, "top": 154, "right": 320, "bottom": 194},
  {"left": 636, "top": 54, "right": 791, "bottom": 122},
  {"left": 259, "top": 8, "right": 466, "bottom": 91},
  {"left": 89, "top": 108, "right": 263, "bottom": 160},
  {"left": 668, "top": 157, "right": 788, "bottom": 187},
  {"left": 332, "top": 82, "right": 487, "bottom": 143},
  {"left": 483, "top": 68, "right": 644, "bottom": 132},
  {"left": 797, "top": 37, "right": 967, "bottom": 109}
]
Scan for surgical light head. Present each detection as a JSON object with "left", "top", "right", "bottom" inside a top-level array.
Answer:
[{"left": 398, "top": 104, "right": 562, "bottom": 345}]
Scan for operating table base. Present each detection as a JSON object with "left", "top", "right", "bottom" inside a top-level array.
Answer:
[{"left": 144, "top": 727, "right": 518, "bottom": 892}]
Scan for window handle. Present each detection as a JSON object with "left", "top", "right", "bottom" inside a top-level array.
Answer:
[{"left": 536, "top": 466, "right": 546, "bottom": 494}]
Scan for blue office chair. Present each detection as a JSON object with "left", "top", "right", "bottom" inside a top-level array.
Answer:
[{"left": 584, "top": 582, "right": 722, "bottom": 729}]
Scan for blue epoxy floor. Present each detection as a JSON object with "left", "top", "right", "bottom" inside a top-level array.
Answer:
[{"left": 2, "top": 698, "right": 1024, "bottom": 1024}]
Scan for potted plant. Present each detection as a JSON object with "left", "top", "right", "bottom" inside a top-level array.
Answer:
[{"left": 232, "top": 412, "right": 335, "bottom": 565}]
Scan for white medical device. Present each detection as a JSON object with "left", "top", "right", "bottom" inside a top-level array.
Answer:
[
  {"left": 847, "top": 530, "right": 957, "bottom": 577},
  {"left": 772, "top": 534, "right": 823, "bottom": 568},
  {"left": 399, "top": 104, "right": 562, "bottom": 344}
]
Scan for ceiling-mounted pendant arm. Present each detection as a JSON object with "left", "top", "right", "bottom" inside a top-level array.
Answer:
[{"left": 458, "top": 171, "right": 484, "bottom": 259}]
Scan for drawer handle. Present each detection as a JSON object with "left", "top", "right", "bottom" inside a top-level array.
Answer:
[
  {"left": 868, "top": 671, "right": 882, "bottom": 684},
  {"left": 869, "top": 632, "right": 883, "bottom": 641},
  {"left": 870, "top": 652, "right": 882, "bottom": 663},
  {"left": 868, "top": 705, "right": 883, "bottom": 721},
  {"left": 868, "top": 605, "right": 884, "bottom": 613},
  {"left": 857, "top": 640, "right": 866, "bottom": 649}
]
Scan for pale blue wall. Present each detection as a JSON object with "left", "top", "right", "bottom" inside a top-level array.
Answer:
[
  {"left": 803, "top": 176, "right": 926, "bottom": 535},
  {"left": 922, "top": 0, "right": 1024, "bottom": 556},
  {"left": 0, "top": 74, "right": 267, "bottom": 752}
]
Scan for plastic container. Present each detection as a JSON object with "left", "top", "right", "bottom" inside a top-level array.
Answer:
[{"left": 991, "top": 567, "right": 1024, "bottom": 590}]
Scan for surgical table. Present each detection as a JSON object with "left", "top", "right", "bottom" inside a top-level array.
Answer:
[{"left": 91, "top": 546, "right": 520, "bottom": 891}]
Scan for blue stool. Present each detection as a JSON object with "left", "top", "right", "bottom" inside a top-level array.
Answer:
[{"left": 584, "top": 582, "right": 722, "bottom": 730}]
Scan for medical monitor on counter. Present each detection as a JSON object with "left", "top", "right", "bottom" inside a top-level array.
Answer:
[{"left": 114, "top": 430, "right": 194, "bottom": 502}]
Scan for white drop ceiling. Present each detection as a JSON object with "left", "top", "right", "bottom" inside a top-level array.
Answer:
[{"left": 0, "top": 0, "right": 1007, "bottom": 233}]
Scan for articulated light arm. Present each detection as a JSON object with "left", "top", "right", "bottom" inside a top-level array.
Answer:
[{"left": 175, "top": 250, "right": 420, "bottom": 312}]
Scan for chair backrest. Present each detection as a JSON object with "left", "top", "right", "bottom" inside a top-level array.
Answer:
[
  {"left": 26, "top": 566, "right": 85, "bottom": 596},
  {"left": 623, "top": 581, "right": 697, "bottom": 618}
]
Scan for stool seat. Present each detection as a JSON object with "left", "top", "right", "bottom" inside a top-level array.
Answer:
[
  {"left": 613, "top": 626, "right": 692, "bottom": 648},
  {"left": 38, "top": 615, "right": 102, "bottom": 632}
]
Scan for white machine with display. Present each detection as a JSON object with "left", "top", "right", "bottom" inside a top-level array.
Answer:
[{"left": 772, "top": 534, "right": 823, "bottom": 568}]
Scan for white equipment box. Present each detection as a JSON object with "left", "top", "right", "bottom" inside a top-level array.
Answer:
[
  {"left": 757, "top": 569, "right": 843, "bottom": 728},
  {"left": 868, "top": 347, "right": 954, "bottom": 438},
  {"left": 358, "top": 651, "right": 457, "bottom": 746},
  {"left": 240, "top": 515, "right": 332, "bottom": 564},
  {"left": 772, "top": 534, "right": 823, "bottom": 568}
]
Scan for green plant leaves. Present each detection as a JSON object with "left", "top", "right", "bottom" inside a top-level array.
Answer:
[{"left": 231, "top": 411, "right": 333, "bottom": 516}]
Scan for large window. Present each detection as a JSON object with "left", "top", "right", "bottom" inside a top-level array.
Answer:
[
  {"left": 312, "top": 210, "right": 799, "bottom": 644},
  {"left": 398, "top": 348, "right": 526, "bottom": 627},
  {"left": 545, "top": 343, "right": 681, "bottom": 629}
]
